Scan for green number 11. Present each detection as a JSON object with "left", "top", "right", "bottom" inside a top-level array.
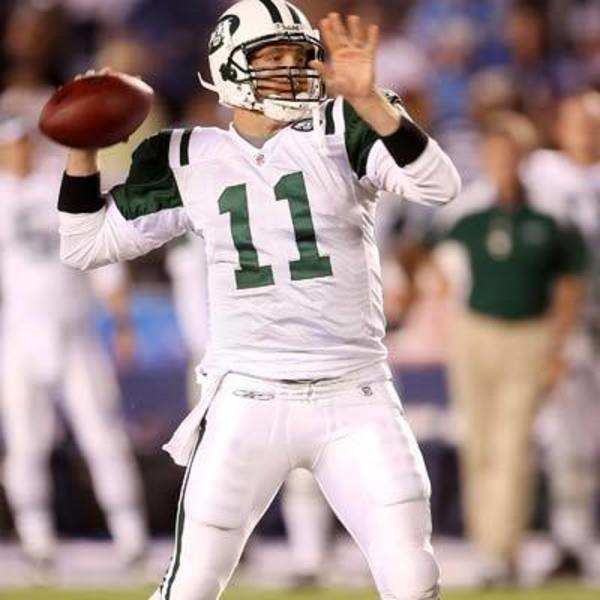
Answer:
[{"left": 218, "top": 172, "right": 333, "bottom": 290}]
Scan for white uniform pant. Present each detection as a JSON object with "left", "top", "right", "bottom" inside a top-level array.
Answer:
[
  {"left": 282, "top": 467, "right": 332, "bottom": 577},
  {"left": 1, "top": 320, "right": 146, "bottom": 556},
  {"left": 535, "top": 333, "right": 600, "bottom": 563},
  {"left": 156, "top": 367, "right": 439, "bottom": 600}
]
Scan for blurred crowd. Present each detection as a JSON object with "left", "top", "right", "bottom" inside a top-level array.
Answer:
[
  {"left": 0, "top": 0, "right": 598, "bottom": 589},
  {"left": 0, "top": 0, "right": 598, "bottom": 155}
]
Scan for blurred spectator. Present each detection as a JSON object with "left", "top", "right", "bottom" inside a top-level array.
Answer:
[
  {"left": 469, "top": 68, "right": 521, "bottom": 127},
  {"left": 560, "top": 1, "right": 600, "bottom": 92},
  {"left": 2, "top": 2, "right": 71, "bottom": 88},
  {"left": 298, "top": 0, "right": 353, "bottom": 25},
  {"left": 502, "top": 1, "right": 565, "bottom": 140},
  {"left": 385, "top": 236, "right": 456, "bottom": 443},
  {"left": 437, "top": 111, "right": 588, "bottom": 587},
  {"left": 426, "top": 16, "right": 477, "bottom": 129},
  {"left": 404, "top": 0, "right": 511, "bottom": 127},
  {"left": 387, "top": 241, "right": 451, "bottom": 371},
  {"left": 0, "top": 2, "right": 71, "bottom": 169},
  {"left": 57, "top": 0, "right": 142, "bottom": 25},
  {"left": 124, "top": 0, "right": 220, "bottom": 118},
  {"left": 449, "top": 68, "right": 521, "bottom": 184},
  {"left": 524, "top": 91, "right": 600, "bottom": 580}
]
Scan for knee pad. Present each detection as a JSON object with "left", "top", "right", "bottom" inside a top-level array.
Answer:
[{"left": 377, "top": 547, "right": 440, "bottom": 600}]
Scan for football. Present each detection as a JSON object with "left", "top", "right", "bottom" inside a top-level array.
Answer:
[{"left": 38, "top": 73, "right": 154, "bottom": 149}]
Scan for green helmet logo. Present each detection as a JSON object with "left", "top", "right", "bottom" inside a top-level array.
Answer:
[{"left": 209, "top": 15, "right": 241, "bottom": 55}]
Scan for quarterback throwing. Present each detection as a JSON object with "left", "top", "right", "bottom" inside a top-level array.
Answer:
[{"left": 57, "top": 1, "right": 460, "bottom": 599}]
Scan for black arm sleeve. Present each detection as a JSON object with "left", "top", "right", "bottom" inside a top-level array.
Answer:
[
  {"left": 381, "top": 118, "right": 429, "bottom": 167},
  {"left": 58, "top": 172, "right": 104, "bottom": 214}
]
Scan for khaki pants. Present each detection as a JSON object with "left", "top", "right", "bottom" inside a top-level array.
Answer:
[{"left": 448, "top": 310, "right": 552, "bottom": 564}]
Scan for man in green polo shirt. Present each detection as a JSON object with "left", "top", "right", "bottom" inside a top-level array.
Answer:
[
  {"left": 439, "top": 112, "right": 588, "bottom": 587},
  {"left": 449, "top": 191, "right": 586, "bottom": 321}
]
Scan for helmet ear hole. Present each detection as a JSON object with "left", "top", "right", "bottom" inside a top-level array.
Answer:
[{"left": 220, "top": 63, "right": 238, "bottom": 82}]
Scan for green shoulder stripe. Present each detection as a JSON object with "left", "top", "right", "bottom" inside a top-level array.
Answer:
[
  {"left": 343, "top": 100, "right": 380, "bottom": 179},
  {"left": 180, "top": 128, "right": 193, "bottom": 166},
  {"left": 111, "top": 130, "right": 183, "bottom": 221},
  {"left": 324, "top": 100, "right": 335, "bottom": 135}
]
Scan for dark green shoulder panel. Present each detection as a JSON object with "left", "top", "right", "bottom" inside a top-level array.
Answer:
[
  {"left": 343, "top": 100, "right": 380, "bottom": 179},
  {"left": 343, "top": 90, "right": 407, "bottom": 179},
  {"left": 111, "top": 130, "right": 183, "bottom": 221}
]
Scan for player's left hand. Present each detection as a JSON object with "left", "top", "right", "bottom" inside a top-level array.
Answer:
[{"left": 310, "top": 13, "right": 379, "bottom": 102}]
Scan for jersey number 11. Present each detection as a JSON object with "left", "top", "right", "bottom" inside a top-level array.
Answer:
[{"left": 218, "top": 171, "right": 333, "bottom": 290}]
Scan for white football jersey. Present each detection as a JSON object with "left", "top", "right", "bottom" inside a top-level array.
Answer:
[
  {"left": 524, "top": 150, "right": 600, "bottom": 237},
  {"left": 0, "top": 171, "right": 125, "bottom": 328},
  {"left": 60, "top": 95, "right": 460, "bottom": 379},
  {"left": 524, "top": 149, "right": 600, "bottom": 326}
]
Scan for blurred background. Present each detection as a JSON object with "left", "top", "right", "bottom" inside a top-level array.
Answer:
[{"left": 0, "top": 0, "right": 598, "bottom": 598}]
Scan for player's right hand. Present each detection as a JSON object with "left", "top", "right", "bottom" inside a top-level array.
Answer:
[{"left": 310, "top": 13, "right": 379, "bottom": 102}]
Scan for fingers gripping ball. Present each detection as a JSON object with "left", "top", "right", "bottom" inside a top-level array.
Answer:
[{"left": 39, "top": 73, "right": 154, "bottom": 149}]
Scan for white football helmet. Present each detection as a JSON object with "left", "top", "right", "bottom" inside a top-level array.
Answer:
[{"left": 199, "top": 0, "right": 326, "bottom": 122}]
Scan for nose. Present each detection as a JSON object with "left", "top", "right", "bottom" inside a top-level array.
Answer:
[{"left": 279, "top": 51, "right": 302, "bottom": 69}]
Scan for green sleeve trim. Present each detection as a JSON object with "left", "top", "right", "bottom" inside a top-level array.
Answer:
[
  {"left": 324, "top": 100, "right": 335, "bottom": 135},
  {"left": 111, "top": 130, "right": 183, "bottom": 221},
  {"left": 343, "top": 100, "right": 380, "bottom": 179},
  {"left": 180, "top": 129, "right": 193, "bottom": 166}
]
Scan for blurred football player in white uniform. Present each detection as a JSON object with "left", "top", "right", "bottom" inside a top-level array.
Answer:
[
  {"left": 0, "top": 117, "right": 148, "bottom": 569},
  {"left": 57, "top": 1, "right": 461, "bottom": 598},
  {"left": 524, "top": 91, "right": 600, "bottom": 580},
  {"left": 166, "top": 234, "right": 210, "bottom": 399}
]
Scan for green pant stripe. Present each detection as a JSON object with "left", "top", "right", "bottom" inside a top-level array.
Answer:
[{"left": 163, "top": 418, "right": 207, "bottom": 599}]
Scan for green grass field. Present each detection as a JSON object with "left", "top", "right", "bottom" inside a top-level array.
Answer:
[{"left": 1, "top": 585, "right": 598, "bottom": 600}]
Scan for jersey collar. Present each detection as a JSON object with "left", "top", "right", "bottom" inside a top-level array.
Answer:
[{"left": 227, "top": 122, "right": 285, "bottom": 157}]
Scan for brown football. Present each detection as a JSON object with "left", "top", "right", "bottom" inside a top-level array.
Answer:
[{"left": 39, "top": 73, "right": 154, "bottom": 149}]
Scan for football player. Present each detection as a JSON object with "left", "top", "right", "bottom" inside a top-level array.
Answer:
[
  {"left": 524, "top": 91, "right": 600, "bottom": 581},
  {"left": 165, "top": 234, "right": 210, "bottom": 401},
  {"left": 0, "top": 117, "right": 148, "bottom": 570},
  {"left": 57, "top": 1, "right": 460, "bottom": 598}
]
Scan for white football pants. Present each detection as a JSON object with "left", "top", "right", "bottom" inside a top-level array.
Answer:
[
  {"left": 1, "top": 320, "right": 147, "bottom": 560},
  {"left": 536, "top": 333, "right": 600, "bottom": 570},
  {"left": 154, "top": 367, "right": 440, "bottom": 600}
]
